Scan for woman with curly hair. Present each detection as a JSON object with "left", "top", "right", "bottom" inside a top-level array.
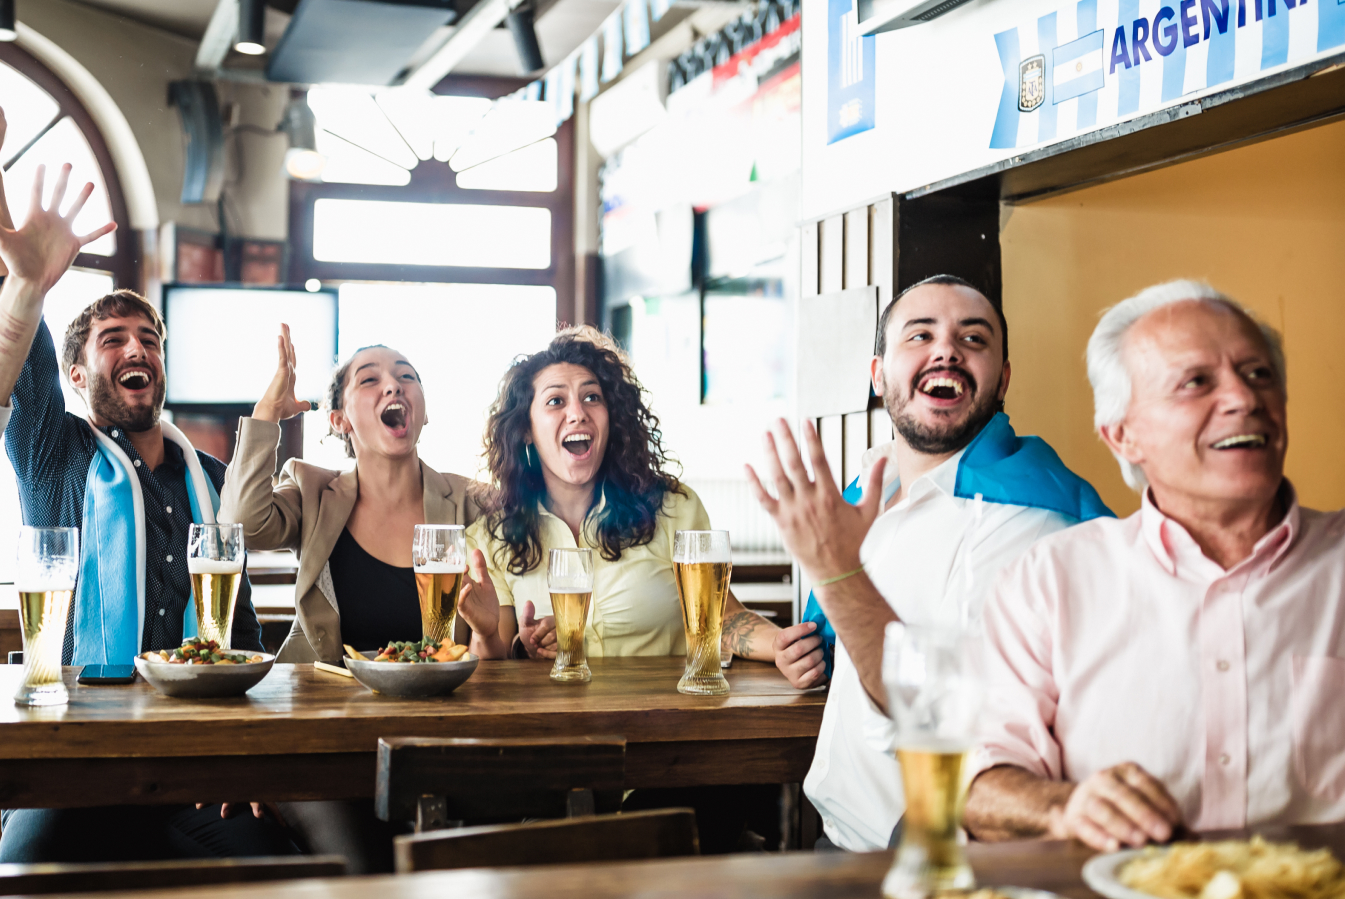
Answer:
[{"left": 471, "top": 325, "right": 780, "bottom": 662}]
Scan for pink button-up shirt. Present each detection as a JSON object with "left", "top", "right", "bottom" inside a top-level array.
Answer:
[{"left": 974, "top": 485, "right": 1345, "bottom": 831}]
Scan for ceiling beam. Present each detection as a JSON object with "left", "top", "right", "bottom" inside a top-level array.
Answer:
[
  {"left": 400, "top": 0, "right": 526, "bottom": 91},
  {"left": 195, "top": 0, "right": 239, "bottom": 74}
]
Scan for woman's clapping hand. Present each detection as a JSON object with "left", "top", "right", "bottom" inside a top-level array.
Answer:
[
  {"left": 253, "top": 323, "right": 313, "bottom": 423},
  {"left": 518, "top": 600, "right": 558, "bottom": 659}
]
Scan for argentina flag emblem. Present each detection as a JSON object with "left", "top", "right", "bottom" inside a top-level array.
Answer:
[{"left": 1018, "top": 55, "right": 1045, "bottom": 111}]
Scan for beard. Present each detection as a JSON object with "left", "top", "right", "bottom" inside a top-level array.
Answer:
[
  {"left": 88, "top": 370, "right": 165, "bottom": 433},
  {"left": 886, "top": 364, "right": 1002, "bottom": 456}
]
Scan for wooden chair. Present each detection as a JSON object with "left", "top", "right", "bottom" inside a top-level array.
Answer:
[
  {"left": 394, "top": 808, "right": 698, "bottom": 873},
  {"left": 0, "top": 855, "right": 346, "bottom": 896},
  {"left": 375, "top": 735, "right": 626, "bottom": 831}
]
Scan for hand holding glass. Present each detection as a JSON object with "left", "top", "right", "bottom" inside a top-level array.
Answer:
[
  {"left": 15, "top": 527, "right": 79, "bottom": 707},
  {"left": 548, "top": 548, "right": 594, "bottom": 683},
  {"left": 673, "top": 530, "right": 732, "bottom": 695},
  {"left": 413, "top": 525, "right": 467, "bottom": 645},
  {"left": 882, "top": 622, "right": 985, "bottom": 899},
  {"left": 188, "top": 523, "right": 244, "bottom": 649}
]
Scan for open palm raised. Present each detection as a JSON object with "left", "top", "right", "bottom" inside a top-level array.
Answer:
[
  {"left": 252, "top": 323, "right": 314, "bottom": 423},
  {"left": 0, "top": 163, "right": 117, "bottom": 292}
]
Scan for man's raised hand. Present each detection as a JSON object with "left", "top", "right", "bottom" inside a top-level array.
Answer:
[
  {"left": 745, "top": 418, "right": 886, "bottom": 584},
  {"left": 0, "top": 164, "right": 116, "bottom": 294},
  {"left": 252, "top": 323, "right": 313, "bottom": 423}
]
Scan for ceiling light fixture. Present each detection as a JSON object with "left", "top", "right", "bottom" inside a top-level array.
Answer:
[
  {"left": 0, "top": 0, "right": 17, "bottom": 42},
  {"left": 505, "top": 4, "right": 545, "bottom": 74},
  {"left": 235, "top": 0, "right": 266, "bottom": 55},
  {"left": 279, "top": 94, "right": 326, "bottom": 180}
]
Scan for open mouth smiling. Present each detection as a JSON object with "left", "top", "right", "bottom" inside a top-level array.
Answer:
[
  {"left": 116, "top": 369, "right": 152, "bottom": 391},
  {"left": 562, "top": 432, "right": 593, "bottom": 457},
  {"left": 379, "top": 402, "right": 408, "bottom": 432},
  {"left": 1211, "top": 433, "right": 1268, "bottom": 450},
  {"left": 914, "top": 368, "right": 975, "bottom": 403}
]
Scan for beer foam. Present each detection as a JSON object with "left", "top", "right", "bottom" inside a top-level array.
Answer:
[
  {"left": 16, "top": 580, "right": 75, "bottom": 593},
  {"left": 414, "top": 562, "right": 466, "bottom": 574},
  {"left": 673, "top": 546, "right": 732, "bottom": 564},
  {"left": 187, "top": 558, "right": 243, "bottom": 575}
]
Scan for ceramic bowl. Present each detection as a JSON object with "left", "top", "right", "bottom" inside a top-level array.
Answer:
[
  {"left": 345, "top": 653, "right": 478, "bottom": 698},
  {"left": 133, "top": 652, "right": 275, "bottom": 699}
]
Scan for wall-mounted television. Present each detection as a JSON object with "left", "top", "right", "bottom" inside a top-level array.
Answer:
[{"left": 163, "top": 284, "right": 338, "bottom": 408}]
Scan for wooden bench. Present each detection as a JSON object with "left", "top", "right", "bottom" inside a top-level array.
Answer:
[
  {"left": 375, "top": 735, "right": 626, "bottom": 831},
  {"left": 393, "top": 808, "right": 698, "bottom": 873}
]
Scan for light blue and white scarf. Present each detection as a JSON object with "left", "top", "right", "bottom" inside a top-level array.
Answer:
[{"left": 73, "top": 419, "right": 220, "bottom": 665}]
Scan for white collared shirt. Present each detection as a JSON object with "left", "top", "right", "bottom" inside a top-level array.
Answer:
[
  {"left": 0, "top": 402, "right": 10, "bottom": 434},
  {"left": 804, "top": 441, "right": 1073, "bottom": 851}
]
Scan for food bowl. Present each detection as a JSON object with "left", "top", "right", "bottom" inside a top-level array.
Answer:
[
  {"left": 133, "top": 652, "right": 276, "bottom": 699},
  {"left": 345, "top": 653, "right": 478, "bottom": 698}
]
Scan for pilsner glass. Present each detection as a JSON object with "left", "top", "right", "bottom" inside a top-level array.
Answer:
[
  {"left": 548, "top": 548, "right": 594, "bottom": 683},
  {"left": 14, "top": 527, "right": 79, "bottom": 707},
  {"left": 188, "top": 523, "right": 244, "bottom": 649},
  {"left": 672, "top": 530, "right": 732, "bottom": 696},
  {"left": 413, "top": 525, "right": 467, "bottom": 645},
  {"left": 881, "top": 622, "right": 985, "bottom": 899}
]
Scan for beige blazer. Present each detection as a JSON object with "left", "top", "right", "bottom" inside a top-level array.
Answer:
[{"left": 219, "top": 417, "right": 482, "bottom": 664}]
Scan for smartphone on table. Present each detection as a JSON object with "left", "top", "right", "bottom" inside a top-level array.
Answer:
[{"left": 77, "top": 665, "right": 136, "bottom": 685}]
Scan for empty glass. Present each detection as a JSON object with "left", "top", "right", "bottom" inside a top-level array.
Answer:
[{"left": 14, "top": 527, "right": 79, "bottom": 707}]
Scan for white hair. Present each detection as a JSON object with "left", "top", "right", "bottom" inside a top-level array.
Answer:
[{"left": 1085, "top": 279, "right": 1286, "bottom": 492}]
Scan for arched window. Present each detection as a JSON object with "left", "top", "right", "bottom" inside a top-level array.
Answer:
[{"left": 1, "top": 43, "right": 136, "bottom": 578}]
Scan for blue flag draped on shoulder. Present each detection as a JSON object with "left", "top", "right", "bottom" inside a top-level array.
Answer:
[{"left": 802, "top": 412, "right": 1112, "bottom": 675}]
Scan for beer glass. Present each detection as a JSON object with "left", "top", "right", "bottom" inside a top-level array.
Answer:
[
  {"left": 548, "top": 547, "right": 594, "bottom": 683},
  {"left": 881, "top": 622, "right": 985, "bottom": 899},
  {"left": 672, "top": 530, "right": 732, "bottom": 696},
  {"left": 188, "top": 523, "right": 244, "bottom": 649},
  {"left": 14, "top": 527, "right": 79, "bottom": 706},
  {"left": 413, "top": 524, "right": 467, "bottom": 645}
]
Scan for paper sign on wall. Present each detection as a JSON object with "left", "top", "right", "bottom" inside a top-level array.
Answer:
[{"left": 797, "top": 285, "right": 879, "bottom": 417}]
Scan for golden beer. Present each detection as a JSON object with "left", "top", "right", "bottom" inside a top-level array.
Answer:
[
  {"left": 189, "top": 559, "right": 243, "bottom": 649},
  {"left": 415, "top": 564, "right": 464, "bottom": 645},
  {"left": 17, "top": 587, "right": 74, "bottom": 704},
  {"left": 672, "top": 559, "right": 732, "bottom": 695},
  {"left": 550, "top": 591, "right": 593, "bottom": 682},
  {"left": 883, "top": 743, "right": 976, "bottom": 899}
]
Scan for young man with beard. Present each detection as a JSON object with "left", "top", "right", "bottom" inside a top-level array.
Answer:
[
  {"left": 0, "top": 142, "right": 289, "bottom": 859},
  {"left": 750, "top": 275, "right": 1111, "bottom": 851}
]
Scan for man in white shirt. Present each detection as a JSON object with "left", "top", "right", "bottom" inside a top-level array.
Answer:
[{"left": 751, "top": 275, "right": 1109, "bottom": 850}]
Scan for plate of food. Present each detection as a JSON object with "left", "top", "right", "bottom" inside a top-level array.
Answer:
[
  {"left": 1082, "top": 836, "right": 1345, "bottom": 899},
  {"left": 937, "top": 887, "right": 1069, "bottom": 899},
  {"left": 343, "top": 639, "right": 478, "bottom": 698},
  {"left": 134, "top": 639, "right": 275, "bottom": 698}
]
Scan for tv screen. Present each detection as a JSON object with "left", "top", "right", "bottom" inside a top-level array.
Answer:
[{"left": 164, "top": 285, "right": 338, "bottom": 406}]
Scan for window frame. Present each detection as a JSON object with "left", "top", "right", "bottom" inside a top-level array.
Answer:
[
  {"left": 0, "top": 43, "right": 137, "bottom": 290},
  {"left": 288, "top": 95, "right": 575, "bottom": 323}
]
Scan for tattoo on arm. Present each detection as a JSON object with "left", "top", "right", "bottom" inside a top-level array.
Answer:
[{"left": 720, "top": 609, "right": 773, "bottom": 660}]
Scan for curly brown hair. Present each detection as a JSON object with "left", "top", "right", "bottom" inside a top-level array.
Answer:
[{"left": 482, "top": 326, "right": 683, "bottom": 575}]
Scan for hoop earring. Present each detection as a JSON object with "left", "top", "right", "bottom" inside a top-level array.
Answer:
[{"left": 525, "top": 443, "right": 539, "bottom": 471}]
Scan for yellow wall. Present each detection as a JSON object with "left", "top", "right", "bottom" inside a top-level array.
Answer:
[{"left": 1002, "top": 118, "right": 1345, "bottom": 517}]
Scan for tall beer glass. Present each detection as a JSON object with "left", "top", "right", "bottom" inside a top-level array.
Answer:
[
  {"left": 188, "top": 523, "right": 244, "bottom": 649},
  {"left": 14, "top": 527, "right": 79, "bottom": 706},
  {"left": 413, "top": 525, "right": 466, "bottom": 645},
  {"left": 881, "top": 622, "right": 984, "bottom": 899},
  {"left": 548, "top": 547, "right": 594, "bottom": 683},
  {"left": 672, "top": 530, "right": 732, "bottom": 696}
]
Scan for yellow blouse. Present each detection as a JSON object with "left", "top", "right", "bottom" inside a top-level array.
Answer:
[{"left": 466, "top": 487, "right": 711, "bottom": 658}]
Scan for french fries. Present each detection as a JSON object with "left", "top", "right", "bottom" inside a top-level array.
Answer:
[{"left": 1120, "top": 837, "right": 1345, "bottom": 899}]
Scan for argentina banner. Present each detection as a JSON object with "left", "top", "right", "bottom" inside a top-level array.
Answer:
[{"left": 989, "top": 0, "right": 1345, "bottom": 148}]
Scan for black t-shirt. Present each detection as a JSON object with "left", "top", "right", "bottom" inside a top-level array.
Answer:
[{"left": 328, "top": 528, "right": 421, "bottom": 653}]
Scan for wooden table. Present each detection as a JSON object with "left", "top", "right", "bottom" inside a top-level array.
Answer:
[
  {"left": 24, "top": 823, "right": 1345, "bottom": 899},
  {"left": 0, "top": 657, "right": 824, "bottom": 809}
]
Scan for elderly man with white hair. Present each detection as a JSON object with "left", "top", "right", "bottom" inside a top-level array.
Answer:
[{"left": 962, "top": 279, "right": 1345, "bottom": 851}]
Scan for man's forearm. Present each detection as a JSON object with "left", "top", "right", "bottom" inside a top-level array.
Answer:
[
  {"left": 814, "top": 572, "right": 897, "bottom": 712},
  {"left": 963, "top": 765, "right": 1073, "bottom": 842},
  {"left": 721, "top": 594, "right": 779, "bottom": 662},
  {"left": 0, "top": 277, "right": 47, "bottom": 402}
]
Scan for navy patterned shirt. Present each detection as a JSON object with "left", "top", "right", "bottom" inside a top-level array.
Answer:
[{"left": 4, "top": 319, "right": 262, "bottom": 661}]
